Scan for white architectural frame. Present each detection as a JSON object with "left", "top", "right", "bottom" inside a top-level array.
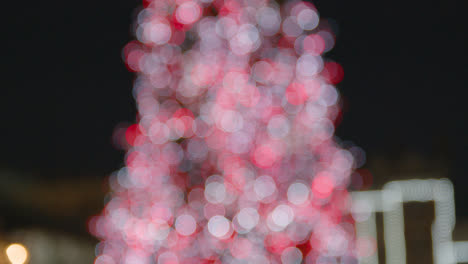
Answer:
[{"left": 351, "top": 179, "right": 468, "bottom": 264}]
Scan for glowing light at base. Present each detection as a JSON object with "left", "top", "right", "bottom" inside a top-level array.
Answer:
[
  {"left": 6, "top": 244, "right": 28, "bottom": 264},
  {"left": 90, "top": 0, "right": 360, "bottom": 263}
]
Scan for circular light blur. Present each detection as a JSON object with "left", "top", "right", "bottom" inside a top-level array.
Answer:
[
  {"left": 237, "top": 207, "right": 260, "bottom": 231},
  {"left": 175, "top": 214, "right": 197, "bottom": 236},
  {"left": 281, "top": 247, "right": 303, "bottom": 264},
  {"left": 287, "top": 182, "right": 310, "bottom": 205},
  {"left": 297, "top": 9, "right": 319, "bottom": 31},
  {"left": 208, "top": 215, "right": 231, "bottom": 238},
  {"left": 6, "top": 244, "right": 28, "bottom": 264},
  {"left": 176, "top": 2, "right": 201, "bottom": 25}
]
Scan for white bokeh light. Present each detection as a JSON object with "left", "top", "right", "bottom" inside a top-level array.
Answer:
[
  {"left": 205, "top": 182, "right": 227, "bottom": 204},
  {"left": 208, "top": 215, "right": 231, "bottom": 238},
  {"left": 237, "top": 207, "right": 260, "bottom": 231},
  {"left": 287, "top": 182, "right": 310, "bottom": 205},
  {"left": 297, "top": 9, "right": 319, "bottom": 31}
]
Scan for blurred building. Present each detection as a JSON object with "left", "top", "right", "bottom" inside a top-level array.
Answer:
[
  {"left": 0, "top": 152, "right": 467, "bottom": 263},
  {"left": 0, "top": 170, "right": 101, "bottom": 263}
]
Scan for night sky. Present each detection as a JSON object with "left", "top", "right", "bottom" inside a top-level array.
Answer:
[{"left": 3, "top": 1, "right": 468, "bottom": 212}]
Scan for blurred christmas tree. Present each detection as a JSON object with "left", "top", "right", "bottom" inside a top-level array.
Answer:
[{"left": 90, "top": 0, "right": 357, "bottom": 263}]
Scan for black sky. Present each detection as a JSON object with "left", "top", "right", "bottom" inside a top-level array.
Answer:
[{"left": 3, "top": 0, "right": 467, "bottom": 209}]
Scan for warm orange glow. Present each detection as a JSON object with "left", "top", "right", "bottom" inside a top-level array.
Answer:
[{"left": 5, "top": 243, "right": 28, "bottom": 264}]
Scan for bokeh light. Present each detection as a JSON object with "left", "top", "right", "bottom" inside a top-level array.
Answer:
[
  {"left": 91, "top": 0, "right": 358, "bottom": 263},
  {"left": 6, "top": 243, "right": 28, "bottom": 264}
]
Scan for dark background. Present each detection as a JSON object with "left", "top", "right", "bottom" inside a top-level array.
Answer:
[{"left": 3, "top": 0, "right": 467, "bottom": 236}]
